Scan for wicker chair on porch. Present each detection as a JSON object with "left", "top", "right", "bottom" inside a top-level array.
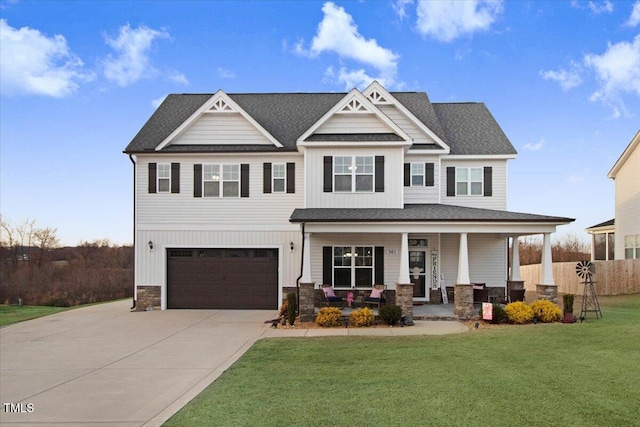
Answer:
[
  {"left": 319, "top": 285, "right": 345, "bottom": 308},
  {"left": 363, "top": 284, "right": 387, "bottom": 309}
]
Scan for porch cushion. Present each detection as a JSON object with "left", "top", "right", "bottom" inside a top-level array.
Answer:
[
  {"left": 322, "top": 286, "right": 336, "bottom": 297},
  {"left": 370, "top": 287, "right": 383, "bottom": 299}
]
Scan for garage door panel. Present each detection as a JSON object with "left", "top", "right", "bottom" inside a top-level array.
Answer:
[{"left": 167, "top": 249, "right": 278, "bottom": 309}]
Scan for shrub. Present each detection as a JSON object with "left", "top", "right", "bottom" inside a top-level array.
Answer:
[
  {"left": 505, "top": 301, "right": 534, "bottom": 324},
  {"left": 490, "top": 303, "right": 508, "bottom": 324},
  {"left": 530, "top": 299, "right": 562, "bottom": 323},
  {"left": 349, "top": 307, "right": 375, "bottom": 327},
  {"left": 563, "top": 294, "right": 575, "bottom": 314},
  {"left": 315, "top": 307, "right": 343, "bottom": 327},
  {"left": 286, "top": 293, "right": 297, "bottom": 326},
  {"left": 378, "top": 305, "right": 402, "bottom": 325}
]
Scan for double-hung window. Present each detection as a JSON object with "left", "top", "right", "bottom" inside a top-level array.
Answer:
[
  {"left": 272, "top": 164, "right": 286, "bottom": 193},
  {"left": 411, "top": 163, "right": 424, "bottom": 186},
  {"left": 157, "top": 164, "right": 171, "bottom": 193},
  {"left": 333, "top": 246, "right": 374, "bottom": 288},
  {"left": 333, "top": 156, "right": 374, "bottom": 192},
  {"left": 203, "top": 164, "right": 239, "bottom": 197},
  {"left": 456, "top": 167, "right": 483, "bottom": 195},
  {"left": 625, "top": 235, "right": 640, "bottom": 259}
]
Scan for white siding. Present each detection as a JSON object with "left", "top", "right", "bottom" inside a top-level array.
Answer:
[
  {"left": 136, "top": 229, "right": 301, "bottom": 309},
  {"left": 304, "top": 147, "right": 404, "bottom": 208},
  {"left": 309, "top": 233, "right": 402, "bottom": 289},
  {"left": 378, "top": 105, "right": 438, "bottom": 145},
  {"left": 137, "top": 154, "right": 303, "bottom": 226},
  {"left": 614, "top": 144, "right": 640, "bottom": 259},
  {"left": 315, "top": 114, "right": 392, "bottom": 134},
  {"left": 170, "top": 113, "right": 272, "bottom": 145},
  {"left": 440, "top": 159, "right": 508, "bottom": 210},
  {"left": 403, "top": 155, "right": 441, "bottom": 204},
  {"left": 440, "top": 233, "right": 507, "bottom": 287}
]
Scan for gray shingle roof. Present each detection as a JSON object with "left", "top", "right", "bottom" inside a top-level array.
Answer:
[
  {"left": 586, "top": 218, "right": 615, "bottom": 229},
  {"left": 124, "top": 91, "right": 517, "bottom": 156},
  {"left": 290, "top": 204, "right": 574, "bottom": 223},
  {"left": 305, "top": 133, "right": 404, "bottom": 142}
]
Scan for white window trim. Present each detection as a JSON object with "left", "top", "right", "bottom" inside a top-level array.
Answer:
[
  {"left": 157, "top": 163, "right": 171, "bottom": 193},
  {"left": 411, "top": 162, "right": 424, "bottom": 187},
  {"left": 332, "top": 245, "right": 374, "bottom": 289},
  {"left": 272, "top": 163, "right": 286, "bottom": 193},
  {"left": 333, "top": 156, "right": 374, "bottom": 193},
  {"left": 625, "top": 234, "right": 640, "bottom": 259},
  {"left": 202, "top": 163, "right": 240, "bottom": 198},
  {"left": 456, "top": 167, "right": 483, "bottom": 196}
]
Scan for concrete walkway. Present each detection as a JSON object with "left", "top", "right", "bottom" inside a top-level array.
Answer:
[{"left": 0, "top": 300, "right": 467, "bottom": 426}]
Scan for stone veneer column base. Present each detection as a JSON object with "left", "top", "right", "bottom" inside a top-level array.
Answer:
[
  {"left": 136, "top": 286, "right": 161, "bottom": 311},
  {"left": 395, "top": 283, "right": 414, "bottom": 325},
  {"left": 299, "top": 283, "right": 316, "bottom": 322},
  {"left": 507, "top": 280, "right": 525, "bottom": 295},
  {"left": 536, "top": 284, "right": 558, "bottom": 304},
  {"left": 454, "top": 284, "right": 474, "bottom": 320}
]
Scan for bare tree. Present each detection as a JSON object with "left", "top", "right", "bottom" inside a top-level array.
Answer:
[
  {"left": 0, "top": 216, "right": 19, "bottom": 267},
  {"left": 33, "top": 227, "right": 60, "bottom": 266}
]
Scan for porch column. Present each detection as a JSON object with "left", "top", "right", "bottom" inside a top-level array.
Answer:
[
  {"left": 300, "top": 233, "right": 312, "bottom": 283},
  {"left": 507, "top": 236, "right": 525, "bottom": 296},
  {"left": 456, "top": 232, "right": 470, "bottom": 284},
  {"left": 454, "top": 232, "right": 473, "bottom": 320},
  {"left": 396, "top": 233, "right": 414, "bottom": 325},
  {"left": 536, "top": 232, "right": 558, "bottom": 303},
  {"left": 299, "top": 233, "right": 315, "bottom": 322}
]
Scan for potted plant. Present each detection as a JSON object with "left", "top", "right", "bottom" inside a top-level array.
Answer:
[{"left": 562, "top": 293, "right": 576, "bottom": 323}]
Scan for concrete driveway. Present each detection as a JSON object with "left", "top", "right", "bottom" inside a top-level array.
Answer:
[
  {"left": 0, "top": 300, "right": 278, "bottom": 426},
  {"left": 1, "top": 300, "right": 467, "bottom": 426}
]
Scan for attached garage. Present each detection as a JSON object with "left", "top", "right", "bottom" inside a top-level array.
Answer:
[{"left": 167, "top": 248, "right": 279, "bottom": 309}]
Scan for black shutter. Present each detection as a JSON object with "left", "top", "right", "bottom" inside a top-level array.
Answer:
[
  {"left": 323, "top": 156, "right": 333, "bottom": 192},
  {"left": 425, "top": 163, "right": 434, "bottom": 187},
  {"left": 446, "top": 167, "right": 455, "bottom": 196},
  {"left": 484, "top": 166, "right": 493, "bottom": 196},
  {"left": 286, "top": 162, "right": 295, "bottom": 193},
  {"left": 263, "top": 163, "right": 272, "bottom": 193},
  {"left": 193, "top": 164, "right": 202, "bottom": 198},
  {"left": 170, "top": 163, "right": 180, "bottom": 193},
  {"left": 375, "top": 156, "right": 384, "bottom": 192},
  {"left": 148, "top": 163, "right": 157, "bottom": 193},
  {"left": 241, "top": 164, "right": 249, "bottom": 198},
  {"left": 404, "top": 163, "right": 410, "bottom": 187},
  {"left": 375, "top": 246, "right": 384, "bottom": 285},
  {"left": 323, "top": 246, "right": 333, "bottom": 286}
]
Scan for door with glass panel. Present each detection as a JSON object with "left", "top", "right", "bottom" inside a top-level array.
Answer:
[{"left": 408, "top": 239, "right": 430, "bottom": 299}]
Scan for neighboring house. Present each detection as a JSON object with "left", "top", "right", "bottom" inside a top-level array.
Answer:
[
  {"left": 124, "top": 82, "right": 573, "bottom": 317},
  {"left": 587, "top": 130, "right": 640, "bottom": 260}
]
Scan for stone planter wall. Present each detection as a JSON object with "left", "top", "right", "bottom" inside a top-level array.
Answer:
[
  {"left": 299, "top": 283, "right": 315, "bottom": 322},
  {"left": 536, "top": 284, "right": 558, "bottom": 303}
]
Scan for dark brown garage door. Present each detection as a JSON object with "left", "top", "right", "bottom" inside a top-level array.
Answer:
[{"left": 167, "top": 248, "right": 278, "bottom": 309}]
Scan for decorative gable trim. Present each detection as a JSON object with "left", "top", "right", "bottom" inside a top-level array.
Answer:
[
  {"left": 297, "top": 88, "right": 412, "bottom": 145},
  {"left": 363, "top": 81, "right": 450, "bottom": 153},
  {"left": 608, "top": 130, "right": 640, "bottom": 179},
  {"left": 155, "top": 90, "right": 282, "bottom": 151}
]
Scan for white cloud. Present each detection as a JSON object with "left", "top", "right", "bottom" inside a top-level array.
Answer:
[
  {"left": 102, "top": 23, "right": 170, "bottom": 86},
  {"left": 166, "top": 70, "right": 188, "bottom": 85},
  {"left": 587, "top": 1, "right": 613, "bottom": 14},
  {"left": 392, "top": 0, "right": 414, "bottom": 22},
  {"left": 414, "top": 0, "right": 504, "bottom": 42},
  {"left": 151, "top": 95, "right": 167, "bottom": 109},
  {"left": 0, "top": 19, "right": 93, "bottom": 97},
  {"left": 217, "top": 67, "right": 236, "bottom": 79},
  {"left": 523, "top": 138, "right": 544, "bottom": 151},
  {"left": 297, "top": 2, "right": 400, "bottom": 89},
  {"left": 625, "top": 1, "right": 640, "bottom": 27},
  {"left": 584, "top": 34, "right": 640, "bottom": 117},
  {"left": 539, "top": 61, "right": 583, "bottom": 90}
]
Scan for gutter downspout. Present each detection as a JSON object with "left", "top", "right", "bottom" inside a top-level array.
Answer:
[
  {"left": 294, "top": 222, "right": 305, "bottom": 317},
  {"left": 129, "top": 154, "right": 136, "bottom": 311}
]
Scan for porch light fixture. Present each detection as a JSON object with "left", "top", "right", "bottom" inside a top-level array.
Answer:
[
  {"left": 148, "top": 240, "right": 154, "bottom": 251},
  {"left": 290, "top": 241, "right": 294, "bottom": 252}
]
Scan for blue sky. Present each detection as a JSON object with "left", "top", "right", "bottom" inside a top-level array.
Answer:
[{"left": 1, "top": 0, "right": 639, "bottom": 245}]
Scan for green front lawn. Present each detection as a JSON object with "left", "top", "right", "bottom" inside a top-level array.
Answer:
[
  {"left": 166, "top": 295, "right": 640, "bottom": 427},
  {"left": 0, "top": 305, "right": 70, "bottom": 326}
]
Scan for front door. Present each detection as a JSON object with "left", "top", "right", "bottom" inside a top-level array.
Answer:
[{"left": 409, "top": 250, "right": 427, "bottom": 299}]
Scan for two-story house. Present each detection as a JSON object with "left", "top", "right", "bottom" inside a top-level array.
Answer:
[
  {"left": 586, "top": 130, "right": 640, "bottom": 261},
  {"left": 124, "top": 82, "right": 573, "bottom": 319}
]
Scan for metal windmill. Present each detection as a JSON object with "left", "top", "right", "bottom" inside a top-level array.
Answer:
[{"left": 575, "top": 261, "right": 602, "bottom": 321}]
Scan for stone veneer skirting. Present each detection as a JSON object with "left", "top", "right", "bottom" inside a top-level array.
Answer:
[
  {"left": 136, "top": 286, "right": 161, "bottom": 311},
  {"left": 454, "top": 284, "right": 474, "bottom": 320},
  {"left": 536, "top": 284, "right": 558, "bottom": 303},
  {"left": 395, "top": 283, "right": 414, "bottom": 321},
  {"left": 507, "top": 280, "right": 525, "bottom": 294},
  {"left": 299, "top": 283, "right": 315, "bottom": 322}
]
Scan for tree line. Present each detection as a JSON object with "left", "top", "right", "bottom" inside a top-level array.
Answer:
[{"left": 1, "top": 217, "right": 133, "bottom": 306}]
